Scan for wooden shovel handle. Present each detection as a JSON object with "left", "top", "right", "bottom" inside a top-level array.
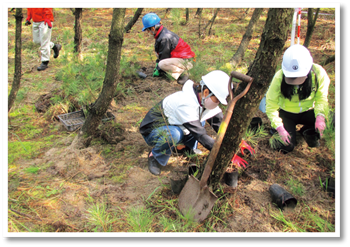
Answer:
[{"left": 199, "top": 72, "right": 253, "bottom": 188}]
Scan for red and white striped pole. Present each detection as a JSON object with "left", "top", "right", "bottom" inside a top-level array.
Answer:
[{"left": 297, "top": 8, "right": 302, "bottom": 44}]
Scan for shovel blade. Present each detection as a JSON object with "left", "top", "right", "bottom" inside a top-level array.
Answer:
[{"left": 178, "top": 175, "right": 218, "bottom": 222}]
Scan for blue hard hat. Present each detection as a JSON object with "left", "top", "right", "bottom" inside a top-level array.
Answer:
[{"left": 142, "top": 13, "right": 161, "bottom": 31}]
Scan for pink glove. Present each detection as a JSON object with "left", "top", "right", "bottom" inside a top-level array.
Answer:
[
  {"left": 276, "top": 126, "right": 291, "bottom": 144},
  {"left": 315, "top": 115, "right": 326, "bottom": 136},
  {"left": 44, "top": 19, "right": 52, "bottom": 29}
]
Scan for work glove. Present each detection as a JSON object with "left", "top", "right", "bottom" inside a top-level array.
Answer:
[
  {"left": 44, "top": 19, "right": 52, "bottom": 29},
  {"left": 276, "top": 125, "right": 291, "bottom": 144},
  {"left": 153, "top": 63, "right": 160, "bottom": 77},
  {"left": 25, "top": 17, "right": 31, "bottom": 26},
  {"left": 315, "top": 115, "right": 326, "bottom": 137}
]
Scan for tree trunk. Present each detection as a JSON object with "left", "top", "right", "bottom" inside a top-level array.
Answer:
[
  {"left": 208, "top": 8, "right": 220, "bottom": 35},
  {"left": 124, "top": 8, "right": 143, "bottom": 33},
  {"left": 206, "top": 8, "right": 294, "bottom": 191},
  {"left": 240, "top": 8, "right": 251, "bottom": 20},
  {"left": 195, "top": 8, "right": 203, "bottom": 18},
  {"left": 72, "top": 8, "right": 126, "bottom": 148},
  {"left": 303, "top": 8, "right": 320, "bottom": 48},
  {"left": 164, "top": 8, "right": 171, "bottom": 19},
  {"left": 74, "top": 8, "right": 83, "bottom": 59},
  {"left": 198, "top": 9, "right": 203, "bottom": 38},
  {"left": 230, "top": 8, "right": 264, "bottom": 67},
  {"left": 185, "top": 8, "right": 189, "bottom": 24},
  {"left": 320, "top": 54, "right": 335, "bottom": 66},
  {"left": 8, "top": 8, "right": 23, "bottom": 112},
  {"left": 202, "top": 8, "right": 220, "bottom": 36}
]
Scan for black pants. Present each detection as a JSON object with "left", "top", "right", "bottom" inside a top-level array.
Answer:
[{"left": 277, "top": 109, "right": 316, "bottom": 153}]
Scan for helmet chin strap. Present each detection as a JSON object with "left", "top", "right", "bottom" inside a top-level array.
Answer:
[{"left": 200, "top": 80, "right": 213, "bottom": 106}]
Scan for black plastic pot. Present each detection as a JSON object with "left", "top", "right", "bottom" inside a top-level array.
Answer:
[
  {"left": 248, "top": 117, "right": 262, "bottom": 134},
  {"left": 303, "top": 128, "right": 320, "bottom": 147},
  {"left": 322, "top": 177, "right": 335, "bottom": 198},
  {"left": 170, "top": 164, "right": 199, "bottom": 194},
  {"left": 269, "top": 184, "right": 297, "bottom": 210},
  {"left": 224, "top": 170, "right": 239, "bottom": 189},
  {"left": 170, "top": 177, "right": 188, "bottom": 195}
]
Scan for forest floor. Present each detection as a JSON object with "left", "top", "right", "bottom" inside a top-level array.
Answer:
[{"left": 7, "top": 8, "right": 336, "bottom": 233}]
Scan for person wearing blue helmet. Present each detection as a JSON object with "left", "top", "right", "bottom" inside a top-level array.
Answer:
[{"left": 142, "top": 13, "right": 196, "bottom": 85}]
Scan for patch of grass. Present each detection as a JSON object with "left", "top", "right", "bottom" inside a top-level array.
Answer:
[
  {"left": 8, "top": 141, "right": 48, "bottom": 164},
  {"left": 86, "top": 202, "right": 115, "bottom": 232},
  {"left": 286, "top": 178, "right": 305, "bottom": 196},
  {"left": 24, "top": 166, "right": 40, "bottom": 174},
  {"left": 270, "top": 209, "right": 305, "bottom": 232},
  {"left": 126, "top": 206, "right": 155, "bottom": 232},
  {"left": 270, "top": 204, "right": 335, "bottom": 232}
]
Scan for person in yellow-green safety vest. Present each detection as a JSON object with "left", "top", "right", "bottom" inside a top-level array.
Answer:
[{"left": 266, "top": 44, "right": 330, "bottom": 153}]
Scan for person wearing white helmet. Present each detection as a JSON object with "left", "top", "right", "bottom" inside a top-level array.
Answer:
[
  {"left": 139, "top": 70, "right": 230, "bottom": 175},
  {"left": 266, "top": 44, "right": 330, "bottom": 153},
  {"left": 142, "top": 13, "right": 196, "bottom": 84}
]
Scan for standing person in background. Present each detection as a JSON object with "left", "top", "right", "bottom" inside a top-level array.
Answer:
[
  {"left": 25, "top": 8, "right": 62, "bottom": 71},
  {"left": 265, "top": 44, "right": 330, "bottom": 153},
  {"left": 142, "top": 12, "right": 195, "bottom": 85}
]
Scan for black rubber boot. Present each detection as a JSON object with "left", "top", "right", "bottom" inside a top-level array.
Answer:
[
  {"left": 52, "top": 44, "right": 62, "bottom": 58},
  {"left": 37, "top": 61, "right": 49, "bottom": 71}
]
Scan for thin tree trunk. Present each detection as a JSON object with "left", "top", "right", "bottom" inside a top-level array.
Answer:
[
  {"left": 185, "top": 8, "right": 189, "bottom": 24},
  {"left": 201, "top": 8, "right": 220, "bottom": 36},
  {"left": 208, "top": 8, "right": 220, "bottom": 35},
  {"left": 74, "top": 8, "right": 83, "bottom": 60},
  {"left": 198, "top": 10, "right": 202, "bottom": 38},
  {"left": 164, "top": 8, "right": 171, "bottom": 19},
  {"left": 195, "top": 8, "right": 203, "bottom": 18},
  {"left": 124, "top": 8, "right": 143, "bottom": 33},
  {"left": 303, "top": 8, "right": 320, "bottom": 48},
  {"left": 320, "top": 54, "right": 335, "bottom": 66},
  {"left": 205, "top": 8, "right": 294, "bottom": 191},
  {"left": 240, "top": 8, "right": 250, "bottom": 20},
  {"left": 8, "top": 8, "right": 23, "bottom": 112},
  {"left": 230, "top": 8, "right": 264, "bottom": 66},
  {"left": 72, "top": 8, "right": 126, "bottom": 148}
]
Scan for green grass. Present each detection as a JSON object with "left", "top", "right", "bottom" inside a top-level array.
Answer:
[
  {"left": 270, "top": 204, "right": 335, "bottom": 232},
  {"left": 286, "top": 178, "right": 305, "bottom": 196},
  {"left": 8, "top": 141, "right": 50, "bottom": 164},
  {"left": 24, "top": 166, "right": 40, "bottom": 174},
  {"left": 86, "top": 202, "right": 115, "bottom": 232}
]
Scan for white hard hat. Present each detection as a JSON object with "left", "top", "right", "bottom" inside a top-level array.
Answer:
[
  {"left": 282, "top": 45, "right": 313, "bottom": 85},
  {"left": 201, "top": 70, "right": 230, "bottom": 105}
]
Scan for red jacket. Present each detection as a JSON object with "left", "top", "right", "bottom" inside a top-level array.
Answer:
[
  {"left": 27, "top": 8, "right": 54, "bottom": 22},
  {"left": 154, "top": 26, "right": 195, "bottom": 61}
]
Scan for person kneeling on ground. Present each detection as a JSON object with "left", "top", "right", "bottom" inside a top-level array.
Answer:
[
  {"left": 139, "top": 70, "right": 230, "bottom": 175},
  {"left": 142, "top": 13, "right": 195, "bottom": 85},
  {"left": 266, "top": 44, "right": 330, "bottom": 153}
]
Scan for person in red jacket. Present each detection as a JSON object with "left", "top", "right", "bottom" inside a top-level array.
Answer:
[
  {"left": 142, "top": 13, "right": 196, "bottom": 85},
  {"left": 25, "top": 8, "right": 62, "bottom": 71}
]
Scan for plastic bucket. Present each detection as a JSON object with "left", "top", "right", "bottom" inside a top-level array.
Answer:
[
  {"left": 303, "top": 128, "right": 320, "bottom": 147},
  {"left": 269, "top": 184, "right": 297, "bottom": 210}
]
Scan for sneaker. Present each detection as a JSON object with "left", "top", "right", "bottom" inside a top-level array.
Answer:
[
  {"left": 52, "top": 44, "right": 62, "bottom": 58},
  {"left": 148, "top": 154, "right": 161, "bottom": 175},
  {"left": 37, "top": 61, "right": 49, "bottom": 71}
]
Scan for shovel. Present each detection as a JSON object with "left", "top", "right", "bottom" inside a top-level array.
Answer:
[{"left": 178, "top": 71, "right": 253, "bottom": 222}]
